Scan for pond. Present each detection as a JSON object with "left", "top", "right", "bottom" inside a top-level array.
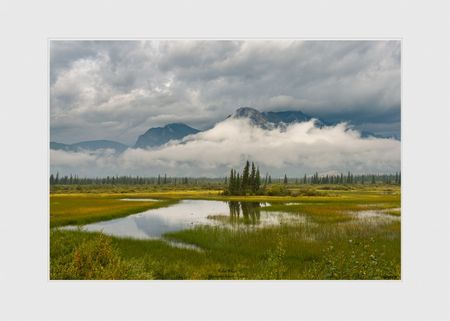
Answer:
[{"left": 62, "top": 200, "right": 304, "bottom": 240}]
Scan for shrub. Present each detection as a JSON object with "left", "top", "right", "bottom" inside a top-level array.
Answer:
[
  {"left": 53, "top": 233, "right": 129, "bottom": 280},
  {"left": 266, "top": 184, "right": 289, "bottom": 196}
]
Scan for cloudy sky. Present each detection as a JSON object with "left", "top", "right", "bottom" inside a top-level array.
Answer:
[{"left": 50, "top": 40, "right": 401, "bottom": 176}]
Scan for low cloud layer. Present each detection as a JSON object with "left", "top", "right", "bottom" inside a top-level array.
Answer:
[
  {"left": 50, "top": 40, "right": 401, "bottom": 144},
  {"left": 51, "top": 119, "right": 400, "bottom": 177}
]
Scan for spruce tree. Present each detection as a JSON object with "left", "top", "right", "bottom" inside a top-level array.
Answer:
[
  {"left": 236, "top": 173, "right": 241, "bottom": 195},
  {"left": 228, "top": 169, "right": 235, "bottom": 195},
  {"left": 255, "top": 167, "right": 261, "bottom": 193},
  {"left": 284, "top": 174, "right": 288, "bottom": 185},
  {"left": 242, "top": 161, "right": 250, "bottom": 194},
  {"left": 250, "top": 162, "right": 256, "bottom": 193}
]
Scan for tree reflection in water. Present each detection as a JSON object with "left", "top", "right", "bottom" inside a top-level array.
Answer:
[{"left": 228, "top": 201, "right": 262, "bottom": 226}]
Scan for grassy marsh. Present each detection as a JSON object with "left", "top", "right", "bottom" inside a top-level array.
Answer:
[{"left": 50, "top": 184, "right": 400, "bottom": 280}]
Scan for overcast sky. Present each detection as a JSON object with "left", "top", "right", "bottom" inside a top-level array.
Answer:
[
  {"left": 50, "top": 40, "right": 401, "bottom": 145},
  {"left": 50, "top": 40, "right": 401, "bottom": 176}
]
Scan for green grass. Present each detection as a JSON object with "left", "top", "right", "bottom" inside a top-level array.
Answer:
[
  {"left": 50, "top": 194, "right": 177, "bottom": 227},
  {"left": 50, "top": 184, "right": 401, "bottom": 279},
  {"left": 385, "top": 208, "right": 401, "bottom": 216}
]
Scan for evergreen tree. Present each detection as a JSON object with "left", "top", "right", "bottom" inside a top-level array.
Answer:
[
  {"left": 228, "top": 169, "right": 235, "bottom": 194},
  {"left": 283, "top": 174, "right": 288, "bottom": 185},
  {"left": 242, "top": 161, "right": 250, "bottom": 194},
  {"left": 249, "top": 162, "right": 256, "bottom": 193},
  {"left": 255, "top": 167, "right": 261, "bottom": 193},
  {"left": 236, "top": 173, "right": 241, "bottom": 195}
]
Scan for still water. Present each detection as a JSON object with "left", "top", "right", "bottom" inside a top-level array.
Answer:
[{"left": 63, "top": 200, "right": 304, "bottom": 240}]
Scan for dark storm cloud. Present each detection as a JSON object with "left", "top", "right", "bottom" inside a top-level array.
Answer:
[{"left": 50, "top": 40, "right": 400, "bottom": 144}]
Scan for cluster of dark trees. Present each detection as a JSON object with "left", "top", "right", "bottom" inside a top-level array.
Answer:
[{"left": 226, "top": 161, "right": 262, "bottom": 195}]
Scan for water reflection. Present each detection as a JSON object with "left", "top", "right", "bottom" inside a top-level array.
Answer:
[
  {"left": 228, "top": 201, "right": 262, "bottom": 226},
  {"left": 61, "top": 200, "right": 301, "bottom": 241}
]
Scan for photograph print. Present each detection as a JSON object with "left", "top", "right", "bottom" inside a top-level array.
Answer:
[{"left": 49, "top": 40, "right": 401, "bottom": 280}]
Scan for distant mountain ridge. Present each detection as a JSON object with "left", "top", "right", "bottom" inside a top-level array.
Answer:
[
  {"left": 134, "top": 123, "right": 200, "bottom": 149},
  {"left": 50, "top": 107, "right": 395, "bottom": 152},
  {"left": 230, "top": 107, "right": 325, "bottom": 128},
  {"left": 230, "top": 107, "right": 391, "bottom": 138},
  {"left": 50, "top": 140, "right": 128, "bottom": 153}
]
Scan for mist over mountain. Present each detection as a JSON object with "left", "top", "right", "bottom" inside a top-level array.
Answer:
[
  {"left": 50, "top": 107, "right": 401, "bottom": 177},
  {"left": 52, "top": 107, "right": 324, "bottom": 151},
  {"left": 50, "top": 107, "right": 395, "bottom": 156}
]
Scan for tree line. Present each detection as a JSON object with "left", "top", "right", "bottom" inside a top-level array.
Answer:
[
  {"left": 49, "top": 173, "right": 221, "bottom": 186},
  {"left": 292, "top": 171, "right": 401, "bottom": 185},
  {"left": 50, "top": 170, "right": 401, "bottom": 187}
]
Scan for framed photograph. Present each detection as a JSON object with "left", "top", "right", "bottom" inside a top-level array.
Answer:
[{"left": 1, "top": 1, "right": 449, "bottom": 320}]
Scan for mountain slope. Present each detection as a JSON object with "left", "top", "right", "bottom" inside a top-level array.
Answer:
[
  {"left": 264, "top": 110, "right": 312, "bottom": 124},
  {"left": 230, "top": 107, "right": 324, "bottom": 128},
  {"left": 50, "top": 140, "right": 129, "bottom": 153},
  {"left": 134, "top": 123, "right": 200, "bottom": 149}
]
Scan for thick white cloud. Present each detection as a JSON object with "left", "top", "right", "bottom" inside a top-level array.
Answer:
[{"left": 50, "top": 119, "right": 400, "bottom": 177}]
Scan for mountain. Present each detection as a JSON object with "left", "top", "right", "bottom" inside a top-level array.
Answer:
[
  {"left": 50, "top": 140, "right": 129, "bottom": 153},
  {"left": 231, "top": 107, "right": 273, "bottom": 128},
  {"left": 51, "top": 108, "right": 396, "bottom": 153},
  {"left": 134, "top": 123, "right": 200, "bottom": 149},
  {"left": 50, "top": 142, "right": 70, "bottom": 151},
  {"left": 230, "top": 107, "right": 395, "bottom": 139},
  {"left": 264, "top": 110, "right": 313, "bottom": 124},
  {"left": 230, "top": 107, "right": 324, "bottom": 128}
]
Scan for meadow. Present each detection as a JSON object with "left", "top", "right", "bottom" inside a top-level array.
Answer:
[{"left": 50, "top": 184, "right": 401, "bottom": 280}]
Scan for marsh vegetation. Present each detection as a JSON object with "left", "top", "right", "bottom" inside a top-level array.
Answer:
[{"left": 50, "top": 182, "right": 400, "bottom": 280}]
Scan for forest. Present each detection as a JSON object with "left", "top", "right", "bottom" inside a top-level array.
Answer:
[{"left": 49, "top": 163, "right": 401, "bottom": 190}]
